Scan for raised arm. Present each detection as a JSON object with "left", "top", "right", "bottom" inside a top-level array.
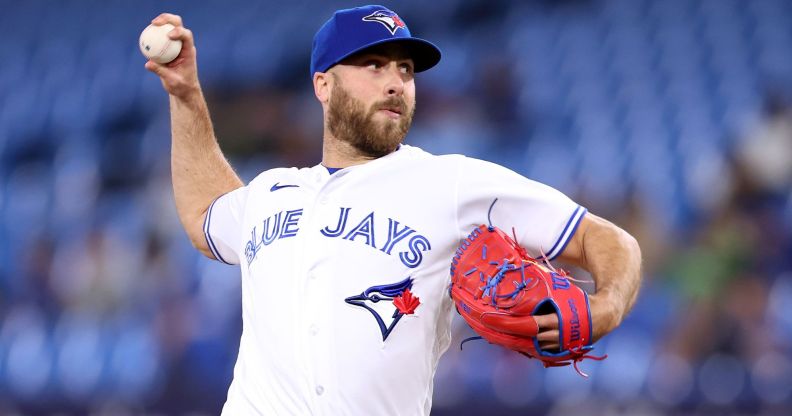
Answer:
[{"left": 144, "top": 13, "right": 244, "bottom": 258}]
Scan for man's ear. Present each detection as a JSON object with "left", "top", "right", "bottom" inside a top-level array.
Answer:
[{"left": 314, "top": 71, "right": 332, "bottom": 103}]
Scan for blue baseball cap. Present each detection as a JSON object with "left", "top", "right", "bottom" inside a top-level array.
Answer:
[{"left": 310, "top": 5, "right": 441, "bottom": 76}]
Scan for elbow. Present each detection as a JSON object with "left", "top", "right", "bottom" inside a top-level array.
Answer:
[
  {"left": 617, "top": 228, "right": 643, "bottom": 277},
  {"left": 620, "top": 229, "right": 644, "bottom": 302},
  {"left": 623, "top": 229, "right": 642, "bottom": 261},
  {"left": 192, "top": 235, "right": 216, "bottom": 259},
  {"left": 184, "top": 211, "right": 215, "bottom": 259}
]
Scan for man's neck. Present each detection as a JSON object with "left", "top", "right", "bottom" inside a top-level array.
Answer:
[{"left": 321, "top": 134, "right": 377, "bottom": 168}]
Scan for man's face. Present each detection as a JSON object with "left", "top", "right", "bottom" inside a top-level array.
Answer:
[{"left": 326, "top": 44, "right": 416, "bottom": 158}]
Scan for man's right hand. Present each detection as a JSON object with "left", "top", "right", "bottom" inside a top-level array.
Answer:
[{"left": 144, "top": 13, "right": 200, "bottom": 99}]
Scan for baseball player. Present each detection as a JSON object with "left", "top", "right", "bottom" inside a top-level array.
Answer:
[{"left": 145, "top": 5, "right": 642, "bottom": 415}]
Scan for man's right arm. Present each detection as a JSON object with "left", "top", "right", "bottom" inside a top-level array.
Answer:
[{"left": 145, "top": 13, "right": 244, "bottom": 259}]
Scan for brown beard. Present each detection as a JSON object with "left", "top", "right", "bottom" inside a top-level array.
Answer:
[{"left": 327, "top": 78, "right": 414, "bottom": 158}]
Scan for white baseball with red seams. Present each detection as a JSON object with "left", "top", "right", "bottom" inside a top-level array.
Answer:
[{"left": 139, "top": 23, "right": 182, "bottom": 64}]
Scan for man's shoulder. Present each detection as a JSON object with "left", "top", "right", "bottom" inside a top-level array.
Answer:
[
  {"left": 399, "top": 149, "right": 538, "bottom": 186},
  {"left": 396, "top": 144, "right": 466, "bottom": 164},
  {"left": 245, "top": 165, "right": 321, "bottom": 188}
]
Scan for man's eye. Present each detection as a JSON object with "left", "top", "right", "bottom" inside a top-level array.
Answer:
[
  {"left": 400, "top": 65, "right": 413, "bottom": 74},
  {"left": 366, "top": 61, "right": 381, "bottom": 70}
]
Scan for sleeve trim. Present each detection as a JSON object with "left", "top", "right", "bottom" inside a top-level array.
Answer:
[
  {"left": 546, "top": 206, "right": 587, "bottom": 261},
  {"left": 203, "top": 196, "right": 233, "bottom": 265}
]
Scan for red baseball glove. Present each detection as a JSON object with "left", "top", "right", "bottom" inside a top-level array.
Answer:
[{"left": 449, "top": 224, "right": 605, "bottom": 376}]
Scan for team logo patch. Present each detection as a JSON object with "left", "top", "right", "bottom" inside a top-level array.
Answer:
[
  {"left": 345, "top": 277, "right": 420, "bottom": 341},
  {"left": 362, "top": 10, "right": 406, "bottom": 35}
]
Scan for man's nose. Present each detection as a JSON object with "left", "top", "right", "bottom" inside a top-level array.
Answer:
[{"left": 383, "top": 64, "right": 404, "bottom": 96}]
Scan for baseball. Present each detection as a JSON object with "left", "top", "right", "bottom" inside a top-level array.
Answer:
[{"left": 139, "top": 23, "right": 182, "bottom": 64}]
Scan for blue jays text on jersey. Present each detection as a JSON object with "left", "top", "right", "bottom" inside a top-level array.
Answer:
[{"left": 244, "top": 206, "right": 432, "bottom": 268}]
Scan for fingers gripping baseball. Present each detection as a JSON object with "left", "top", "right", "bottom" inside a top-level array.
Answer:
[
  {"left": 154, "top": 13, "right": 183, "bottom": 28},
  {"left": 143, "top": 13, "right": 200, "bottom": 98}
]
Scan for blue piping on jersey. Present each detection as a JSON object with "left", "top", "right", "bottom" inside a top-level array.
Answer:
[
  {"left": 545, "top": 206, "right": 587, "bottom": 261},
  {"left": 203, "top": 196, "right": 232, "bottom": 265}
]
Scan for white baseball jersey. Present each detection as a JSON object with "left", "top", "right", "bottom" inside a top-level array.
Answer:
[{"left": 205, "top": 145, "right": 585, "bottom": 415}]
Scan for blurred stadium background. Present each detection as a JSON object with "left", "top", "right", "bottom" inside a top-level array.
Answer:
[{"left": 1, "top": 0, "right": 792, "bottom": 415}]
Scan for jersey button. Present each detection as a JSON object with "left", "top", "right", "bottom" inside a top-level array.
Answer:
[
  {"left": 315, "top": 385, "right": 324, "bottom": 396},
  {"left": 309, "top": 325, "right": 319, "bottom": 336}
]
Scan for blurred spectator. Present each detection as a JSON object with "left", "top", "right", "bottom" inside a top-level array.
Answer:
[{"left": 737, "top": 91, "right": 792, "bottom": 196}]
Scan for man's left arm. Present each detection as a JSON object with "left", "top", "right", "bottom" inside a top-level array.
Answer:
[
  {"left": 556, "top": 213, "right": 643, "bottom": 341},
  {"left": 535, "top": 212, "right": 642, "bottom": 349}
]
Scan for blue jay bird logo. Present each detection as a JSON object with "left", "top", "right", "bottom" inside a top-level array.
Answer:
[
  {"left": 345, "top": 277, "right": 420, "bottom": 341},
  {"left": 361, "top": 10, "right": 407, "bottom": 35}
]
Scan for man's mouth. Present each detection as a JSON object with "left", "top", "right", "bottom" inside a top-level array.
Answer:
[{"left": 379, "top": 106, "right": 403, "bottom": 118}]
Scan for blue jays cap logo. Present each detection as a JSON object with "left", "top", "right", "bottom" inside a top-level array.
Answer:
[
  {"left": 345, "top": 277, "right": 420, "bottom": 341},
  {"left": 362, "top": 10, "right": 407, "bottom": 35}
]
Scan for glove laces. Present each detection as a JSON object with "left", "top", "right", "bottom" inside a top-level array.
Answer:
[{"left": 563, "top": 346, "right": 608, "bottom": 378}]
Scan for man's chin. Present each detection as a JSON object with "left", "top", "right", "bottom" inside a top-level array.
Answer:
[{"left": 354, "top": 137, "right": 403, "bottom": 158}]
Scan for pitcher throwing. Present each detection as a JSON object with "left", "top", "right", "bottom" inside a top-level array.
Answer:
[{"left": 144, "top": 5, "right": 642, "bottom": 415}]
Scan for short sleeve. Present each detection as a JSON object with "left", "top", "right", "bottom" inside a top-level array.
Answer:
[
  {"left": 203, "top": 186, "right": 249, "bottom": 265},
  {"left": 455, "top": 157, "right": 586, "bottom": 260}
]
